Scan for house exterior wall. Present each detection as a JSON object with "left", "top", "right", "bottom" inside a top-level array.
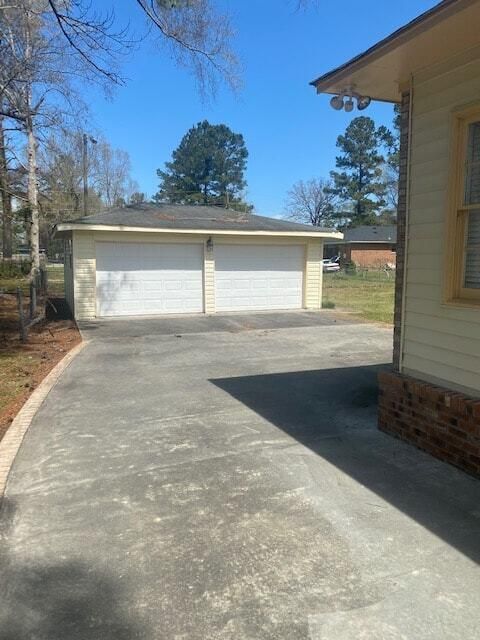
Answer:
[
  {"left": 379, "top": 370, "right": 480, "bottom": 478},
  {"left": 347, "top": 244, "right": 396, "bottom": 268},
  {"left": 71, "top": 230, "right": 325, "bottom": 319},
  {"left": 393, "top": 90, "right": 411, "bottom": 371},
  {"left": 400, "top": 49, "right": 480, "bottom": 397},
  {"left": 378, "top": 50, "right": 480, "bottom": 478}
]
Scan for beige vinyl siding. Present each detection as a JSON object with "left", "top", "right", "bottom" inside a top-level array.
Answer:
[
  {"left": 64, "top": 237, "right": 74, "bottom": 315},
  {"left": 73, "top": 230, "right": 96, "bottom": 320},
  {"left": 204, "top": 241, "right": 215, "bottom": 314},
  {"left": 402, "top": 52, "right": 480, "bottom": 395},
  {"left": 305, "top": 240, "right": 323, "bottom": 310},
  {"left": 71, "top": 231, "right": 325, "bottom": 319}
]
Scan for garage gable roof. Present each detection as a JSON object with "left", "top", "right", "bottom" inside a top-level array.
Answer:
[{"left": 55, "top": 204, "right": 342, "bottom": 238}]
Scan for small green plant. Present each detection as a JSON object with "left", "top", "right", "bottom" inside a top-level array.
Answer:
[
  {"left": 343, "top": 260, "right": 357, "bottom": 275},
  {"left": 322, "top": 299, "right": 336, "bottom": 309},
  {"left": 0, "top": 260, "right": 30, "bottom": 277}
]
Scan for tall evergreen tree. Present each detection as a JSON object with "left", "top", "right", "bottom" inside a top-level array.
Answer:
[
  {"left": 378, "top": 105, "right": 401, "bottom": 214},
  {"left": 330, "top": 116, "right": 388, "bottom": 226},
  {"left": 155, "top": 121, "right": 250, "bottom": 209}
]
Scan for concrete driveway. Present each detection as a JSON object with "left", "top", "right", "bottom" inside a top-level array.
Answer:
[{"left": 1, "top": 312, "right": 479, "bottom": 639}]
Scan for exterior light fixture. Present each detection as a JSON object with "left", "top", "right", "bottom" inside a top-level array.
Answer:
[
  {"left": 357, "top": 95, "right": 371, "bottom": 111},
  {"left": 330, "top": 95, "right": 344, "bottom": 110},
  {"left": 329, "top": 89, "right": 372, "bottom": 112},
  {"left": 206, "top": 236, "right": 213, "bottom": 253}
]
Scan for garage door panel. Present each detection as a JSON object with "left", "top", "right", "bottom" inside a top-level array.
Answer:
[
  {"left": 215, "top": 245, "right": 304, "bottom": 312},
  {"left": 96, "top": 242, "right": 203, "bottom": 317}
]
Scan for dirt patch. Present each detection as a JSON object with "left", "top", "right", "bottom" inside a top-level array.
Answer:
[{"left": 0, "top": 293, "right": 81, "bottom": 442}]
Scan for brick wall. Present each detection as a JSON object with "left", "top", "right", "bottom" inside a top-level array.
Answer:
[
  {"left": 349, "top": 245, "right": 396, "bottom": 268},
  {"left": 378, "top": 370, "right": 480, "bottom": 478},
  {"left": 393, "top": 91, "right": 410, "bottom": 371}
]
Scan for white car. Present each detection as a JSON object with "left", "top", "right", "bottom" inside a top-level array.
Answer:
[{"left": 322, "top": 258, "right": 340, "bottom": 273}]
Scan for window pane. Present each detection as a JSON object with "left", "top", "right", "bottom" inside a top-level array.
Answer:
[
  {"left": 464, "top": 209, "right": 480, "bottom": 289},
  {"left": 464, "top": 121, "right": 480, "bottom": 205}
]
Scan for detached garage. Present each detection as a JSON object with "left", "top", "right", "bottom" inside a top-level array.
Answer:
[{"left": 56, "top": 205, "right": 342, "bottom": 320}]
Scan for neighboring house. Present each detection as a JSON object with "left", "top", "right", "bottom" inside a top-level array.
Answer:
[
  {"left": 311, "top": 0, "right": 480, "bottom": 477},
  {"left": 326, "top": 225, "right": 397, "bottom": 268},
  {"left": 55, "top": 204, "right": 342, "bottom": 319}
]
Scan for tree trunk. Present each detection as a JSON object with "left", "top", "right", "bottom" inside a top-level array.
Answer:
[
  {"left": 24, "top": 13, "right": 40, "bottom": 278},
  {"left": 0, "top": 116, "right": 13, "bottom": 259},
  {"left": 26, "top": 111, "right": 40, "bottom": 276}
]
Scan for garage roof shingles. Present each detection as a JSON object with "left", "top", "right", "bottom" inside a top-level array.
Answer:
[{"left": 70, "top": 204, "right": 335, "bottom": 234}]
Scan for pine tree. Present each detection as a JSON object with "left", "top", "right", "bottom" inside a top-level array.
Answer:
[
  {"left": 155, "top": 121, "right": 250, "bottom": 209},
  {"left": 330, "top": 116, "right": 388, "bottom": 226}
]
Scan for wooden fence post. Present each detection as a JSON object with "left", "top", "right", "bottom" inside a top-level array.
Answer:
[
  {"left": 17, "top": 287, "right": 27, "bottom": 343},
  {"left": 30, "top": 279, "right": 36, "bottom": 320}
]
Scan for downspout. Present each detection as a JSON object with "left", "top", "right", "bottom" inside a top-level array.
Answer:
[{"left": 398, "top": 76, "right": 414, "bottom": 374}]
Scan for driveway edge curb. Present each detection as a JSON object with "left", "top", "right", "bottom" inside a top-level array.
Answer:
[{"left": 0, "top": 340, "right": 87, "bottom": 499}]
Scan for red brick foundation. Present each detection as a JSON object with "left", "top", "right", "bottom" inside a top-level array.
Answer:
[{"left": 378, "top": 370, "right": 480, "bottom": 478}]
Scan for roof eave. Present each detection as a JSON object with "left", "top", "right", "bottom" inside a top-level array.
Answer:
[
  {"left": 310, "top": 0, "right": 475, "bottom": 98},
  {"left": 55, "top": 223, "right": 343, "bottom": 240}
]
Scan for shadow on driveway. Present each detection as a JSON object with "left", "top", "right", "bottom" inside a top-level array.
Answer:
[
  {"left": 0, "top": 499, "right": 150, "bottom": 640},
  {"left": 211, "top": 364, "right": 480, "bottom": 565}
]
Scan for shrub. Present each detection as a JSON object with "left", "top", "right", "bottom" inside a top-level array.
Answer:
[
  {"left": 343, "top": 260, "right": 357, "bottom": 275},
  {"left": 0, "top": 260, "right": 31, "bottom": 277},
  {"left": 322, "top": 299, "right": 336, "bottom": 309}
]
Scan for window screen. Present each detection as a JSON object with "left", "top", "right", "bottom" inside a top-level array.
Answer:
[
  {"left": 465, "top": 122, "right": 480, "bottom": 206},
  {"left": 465, "top": 209, "right": 480, "bottom": 289},
  {"left": 463, "top": 121, "right": 480, "bottom": 289}
]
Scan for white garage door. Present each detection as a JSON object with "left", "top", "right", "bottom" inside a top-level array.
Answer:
[
  {"left": 215, "top": 244, "right": 304, "bottom": 312},
  {"left": 96, "top": 242, "right": 203, "bottom": 317}
]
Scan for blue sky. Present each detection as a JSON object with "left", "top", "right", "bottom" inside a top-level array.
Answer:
[{"left": 87, "top": 0, "right": 438, "bottom": 216}]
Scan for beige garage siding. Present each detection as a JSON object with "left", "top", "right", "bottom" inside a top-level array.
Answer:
[
  {"left": 64, "top": 237, "right": 74, "bottom": 315},
  {"left": 305, "top": 240, "right": 323, "bottom": 310},
  {"left": 71, "top": 231, "right": 325, "bottom": 319},
  {"left": 402, "top": 47, "right": 480, "bottom": 395},
  {"left": 72, "top": 231, "right": 96, "bottom": 320},
  {"left": 204, "top": 245, "right": 215, "bottom": 314}
]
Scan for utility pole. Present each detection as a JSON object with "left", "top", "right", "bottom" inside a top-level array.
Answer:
[{"left": 82, "top": 133, "right": 97, "bottom": 217}]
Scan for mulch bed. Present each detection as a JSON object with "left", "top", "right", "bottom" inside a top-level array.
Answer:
[{"left": 0, "top": 293, "right": 81, "bottom": 442}]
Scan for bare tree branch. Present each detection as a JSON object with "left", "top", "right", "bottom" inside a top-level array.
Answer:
[
  {"left": 46, "top": 1, "right": 118, "bottom": 83},
  {"left": 285, "top": 178, "right": 338, "bottom": 227},
  {"left": 135, "top": 0, "right": 240, "bottom": 95}
]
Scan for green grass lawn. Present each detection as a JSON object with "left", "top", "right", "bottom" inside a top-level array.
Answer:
[
  {"left": 0, "top": 262, "right": 64, "bottom": 296},
  {"left": 323, "top": 270, "right": 395, "bottom": 324}
]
